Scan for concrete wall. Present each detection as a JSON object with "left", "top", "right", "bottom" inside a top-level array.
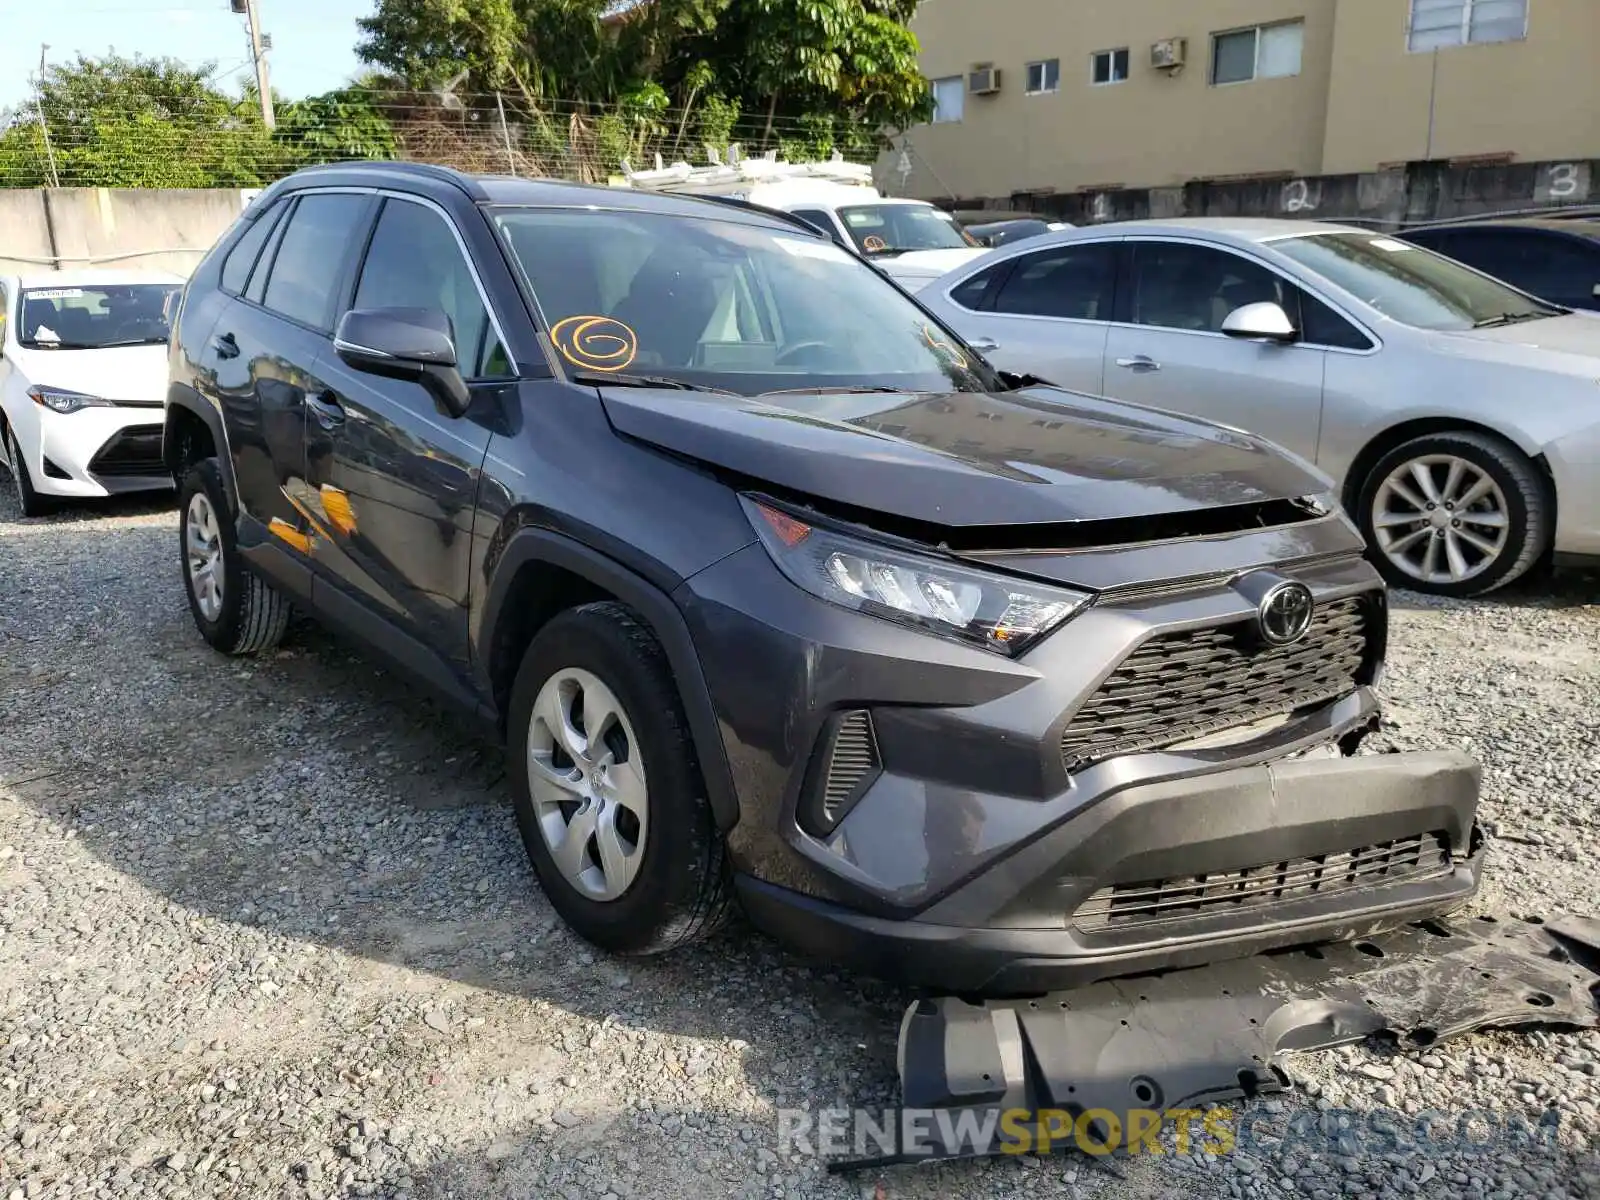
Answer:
[
  {"left": 0, "top": 188, "right": 247, "bottom": 277},
  {"left": 897, "top": 0, "right": 1600, "bottom": 202}
]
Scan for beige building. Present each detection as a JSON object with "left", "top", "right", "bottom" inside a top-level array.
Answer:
[{"left": 894, "top": 0, "right": 1600, "bottom": 202}]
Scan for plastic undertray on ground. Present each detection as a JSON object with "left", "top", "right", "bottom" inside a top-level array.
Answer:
[{"left": 833, "top": 914, "right": 1600, "bottom": 1171}]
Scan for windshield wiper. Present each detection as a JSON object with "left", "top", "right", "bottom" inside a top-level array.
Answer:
[
  {"left": 568, "top": 371, "right": 740, "bottom": 397},
  {"left": 1472, "top": 310, "right": 1554, "bottom": 328}
]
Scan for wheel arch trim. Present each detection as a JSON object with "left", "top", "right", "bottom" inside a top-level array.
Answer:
[
  {"left": 163, "top": 383, "right": 240, "bottom": 517},
  {"left": 479, "top": 528, "right": 741, "bottom": 833}
]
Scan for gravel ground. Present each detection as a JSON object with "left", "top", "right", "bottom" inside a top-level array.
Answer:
[{"left": 2, "top": 487, "right": 1599, "bottom": 1200}]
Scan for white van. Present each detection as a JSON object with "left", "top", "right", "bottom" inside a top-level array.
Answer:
[{"left": 613, "top": 157, "right": 990, "bottom": 292}]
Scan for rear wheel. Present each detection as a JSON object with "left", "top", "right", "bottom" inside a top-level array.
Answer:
[
  {"left": 179, "top": 459, "right": 291, "bottom": 654},
  {"left": 3, "top": 422, "right": 50, "bottom": 518},
  {"left": 1357, "top": 431, "right": 1548, "bottom": 597}
]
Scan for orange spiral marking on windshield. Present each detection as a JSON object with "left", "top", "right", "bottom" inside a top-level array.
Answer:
[
  {"left": 922, "top": 323, "right": 969, "bottom": 370},
  {"left": 862, "top": 235, "right": 887, "bottom": 253},
  {"left": 551, "top": 315, "right": 638, "bottom": 372}
]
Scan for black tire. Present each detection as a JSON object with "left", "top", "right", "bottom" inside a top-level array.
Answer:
[
  {"left": 4, "top": 422, "right": 51, "bottom": 518},
  {"left": 1356, "top": 430, "right": 1548, "bottom": 598},
  {"left": 507, "top": 601, "right": 734, "bottom": 955},
  {"left": 179, "top": 459, "right": 291, "bottom": 655}
]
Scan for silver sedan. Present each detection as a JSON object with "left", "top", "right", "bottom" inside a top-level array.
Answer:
[{"left": 920, "top": 218, "right": 1600, "bottom": 596}]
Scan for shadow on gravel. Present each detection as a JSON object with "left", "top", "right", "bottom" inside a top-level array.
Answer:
[
  {"left": 1388, "top": 566, "right": 1600, "bottom": 614},
  {"left": 0, "top": 487, "right": 176, "bottom": 526},
  {"left": 0, "top": 518, "right": 914, "bottom": 1167}
]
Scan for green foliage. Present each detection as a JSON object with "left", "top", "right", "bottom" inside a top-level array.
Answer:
[{"left": 0, "top": 53, "right": 403, "bottom": 188}]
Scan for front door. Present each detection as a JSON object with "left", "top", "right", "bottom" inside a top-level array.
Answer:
[
  {"left": 302, "top": 195, "right": 515, "bottom": 679},
  {"left": 1102, "top": 239, "right": 1326, "bottom": 461}
]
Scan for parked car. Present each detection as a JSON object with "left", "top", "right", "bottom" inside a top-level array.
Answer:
[
  {"left": 1399, "top": 218, "right": 1600, "bottom": 312},
  {"left": 922, "top": 218, "right": 1600, "bottom": 597},
  {"left": 164, "top": 164, "right": 1480, "bottom": 994},
  {"left": 0, "top": 270, "right": 184, "bottom": 516},
  {"left": 965, "top": 218, "right": 1072, "bottom": 249}
]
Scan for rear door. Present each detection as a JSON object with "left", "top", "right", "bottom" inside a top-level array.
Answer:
[
  {"left": 302, "top": 194, "right": 513, "bottom": 680},
  {"left": 1101, "top": 238, "right": 1326, "bottom": 460},
  {"left": 934, "top": 240, "right": 1121, "bottom": 393},
  {"left": 206, "top": 190, "right": 374, "bottom": 594}
]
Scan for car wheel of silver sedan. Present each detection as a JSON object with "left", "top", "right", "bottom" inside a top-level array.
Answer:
[{"left": 1357, "top": 431, "right": 1549, "bottom": 598}]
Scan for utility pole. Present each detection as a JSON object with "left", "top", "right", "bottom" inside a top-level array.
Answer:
[
  {"left": 232, "top": 0, "right": 275, "bottom": 130},
  {"left": 36, "top": 44, "right": 61, "bottom": 189}
]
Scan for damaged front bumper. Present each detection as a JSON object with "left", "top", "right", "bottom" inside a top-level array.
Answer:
[{"left": 835, "top": 914, "right": 1600, "bottom": 1170}]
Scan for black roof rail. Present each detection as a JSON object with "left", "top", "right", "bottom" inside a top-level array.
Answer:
[{"left": 291, "top": 159, "right": 490, "bottom": 201}]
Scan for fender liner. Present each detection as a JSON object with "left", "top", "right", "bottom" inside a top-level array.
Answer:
[
  {"left": 480, "top": 528, "right": 741, "bottom": 833},
  {"left": 163, "top": 383, "right": 240, "bottom": 517}
]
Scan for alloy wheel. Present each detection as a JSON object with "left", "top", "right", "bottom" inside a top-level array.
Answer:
[
  {"left": 185, "top": 491, "right": 226, "bottom": 621},
  {"left": 1371, "top": 454, "right": 1511, "bottom": 587},
  {"left": 525, "top": 667, "right": 649, "bottom": 902}
]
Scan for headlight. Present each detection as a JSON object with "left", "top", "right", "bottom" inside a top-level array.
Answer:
[
  {"left": 742, "top": 496, "right": 1090, "bottom": 656},
  {"left": 28, "top": 386, "right": 113, "bottom": 415}
]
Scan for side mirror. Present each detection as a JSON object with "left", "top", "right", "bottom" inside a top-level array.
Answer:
[
  {"left": 334, "top": 307, "right": 471, "bottom": 418},
  {"left": 1591, "top": 283, "right": 1600, "bottom": 299},
  {"left": 1220, "top": 301, "right": 1298, "bottom": 343}
]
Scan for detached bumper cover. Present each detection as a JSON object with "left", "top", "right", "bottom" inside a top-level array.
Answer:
[
  {"left": 835, "top": 914, "right": 1600, "bottom": 1170},
  {"left": 740, "top": 749, "right": 1483, "bottom": 994}
]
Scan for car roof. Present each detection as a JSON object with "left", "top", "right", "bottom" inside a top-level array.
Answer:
[
  {"left": 1085, "top": 216, "right": 1362, "bottom": 241},
  {"left": 261, "top": 161, "right": 817, "bottom": 235},
  {"left": 1403, "top": 216, "right": 1600, "bottom": 239},
  {"left": 16, "top": 268, "right": 187, "bottom": 289}
]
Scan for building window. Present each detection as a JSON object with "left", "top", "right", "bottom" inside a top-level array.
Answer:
[
  {"left": 930, "top": 76, "right": 964, "bottom": 123},
  {"left": 1091, "top": 48, "right": 1130, "bottom": 85},
  {"left": 1212, "top": 20, "right": 1304, "bottom": 85},
  {"left": 1025, "top": 59, "right": 1061, "bottom": 95},
  {"left": 1408, "top": 0, "right": 1527, "bottom": 51}
]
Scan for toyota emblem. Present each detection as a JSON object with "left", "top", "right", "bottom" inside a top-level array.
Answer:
[{"left": 1257, "top": 581, "right": 1315, "bottom": 647}]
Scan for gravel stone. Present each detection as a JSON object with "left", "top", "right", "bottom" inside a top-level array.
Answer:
[{"left": 2, "top": 495, "right": 1598, "bottom": 1200}]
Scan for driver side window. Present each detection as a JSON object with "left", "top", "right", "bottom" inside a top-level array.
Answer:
[{"left": 1128, "top": 241, "right": 1290, "bottom": 333}]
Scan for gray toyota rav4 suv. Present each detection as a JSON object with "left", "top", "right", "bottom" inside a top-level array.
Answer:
[{"left": 164, "top": 163, "right": 1483, "bottom": 995}]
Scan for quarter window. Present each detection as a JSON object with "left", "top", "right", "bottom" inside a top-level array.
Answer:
[
  {"left": 1091, "top": 49, "right": 1130, "bottom": 85},
  {"left": 220, "top": 200, "right": 284, "bottom": 296},
  {"left": 1212, "top": 21, "right": 1304, "bottom": 85},
  {"left": 930, "top": 76, "right": 964, "bottom": 123},
  {"left": 259, "top": 193, "right": 370, "bottom": 330},
  {"left": 1298, "top": 290, "right": 1375, "bottom": 350},
  {"left": 1408, "top": 0, "right": 1527, "bottom": 51},
  {"left": 990, "top": 243, "right": 1118, "bottom": 321},
  {"left": 1025, "top": 59, "right": 1061, "bottom": 95},
  {"left": 352, "top": 198, "right": 510, "bottom": 379},
  {"left": 1128, "top": 242, "right": 1292, "bottom": 333}
]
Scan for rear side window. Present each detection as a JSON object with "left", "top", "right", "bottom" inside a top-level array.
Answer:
[
  {"left": 259, "top": 193, "right": 370, "bottom": 330},
  {"left": 352, "top": 198, "right": 510, "bottom": 379},
  {"left": 1504, "top": 234, "right": 1600, "bottom": 301},
  {"left": 991, "top": 243, "right": 1118, "bottom": 320},
  {"left": 220, "top": 201, "right": 284, "bottom": 296}
]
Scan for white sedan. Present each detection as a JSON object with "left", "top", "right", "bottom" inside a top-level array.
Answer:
[{"left": 0, "top": 270, "right": 184, "bottom": 516}]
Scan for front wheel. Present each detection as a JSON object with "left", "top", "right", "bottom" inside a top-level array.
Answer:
[
  {"left": 3, "top": 422, "right": 50, "bottom": 518},
  {"left": 1356, "top": 431, "right": 1549, "bottom": 597},
  {"left": 507, "top": 601, "right": 733, "bottom": 956}
]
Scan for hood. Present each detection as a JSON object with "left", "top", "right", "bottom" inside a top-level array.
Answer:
[
  {"left": 600, "top": 386, "right": 1330, "bottom": 528},
  {"left": 8, "top": 343, "right": 169, "bottom": 405},
  {"left": 1429, "top": 312, "right": 1600, "bottom": 378},
  {"left": 877, "top": 247, "right": 988, "bottom": 281}
]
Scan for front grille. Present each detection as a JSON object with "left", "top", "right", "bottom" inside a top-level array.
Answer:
[
  {"left": 88, "top": 424, "right": 165, "bottom": 478},
  {"left": 821, "top": 710, "right": 879, "bottom": 827},
  {"left": 1059, "top": 594, "right": 1372, "bottom": 772},
  {"left": 1072, "top": 832, "right": 1452, "bottom": 931}
]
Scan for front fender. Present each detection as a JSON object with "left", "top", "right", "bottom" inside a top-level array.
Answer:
[{"left": 164, "top": 382, "right": 240, "bottom": 516}]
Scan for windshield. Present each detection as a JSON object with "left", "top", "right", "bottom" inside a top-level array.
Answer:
[
  {"left": 493, "top": 207, "right": 1001, "bottom": 396},
  {"left": 18, "top": 283, "right": 181, "bottom": 350},
  {"left": 1271, "top": 232, "right": 1561, "bottom": 331},
  {"left": 836, "top": 204, "right": 979, "bottom": 257}
]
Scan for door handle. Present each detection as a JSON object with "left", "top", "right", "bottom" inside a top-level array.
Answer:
[
  {"left": 968, "top": 337, "right": 1001, "bottom": 353},
  {"left": 1114, "top": 355, "right": 1161, "bottom": 372},
  {"left": 306, "top": 391, "right": 345, "bottom": 428},
  {"left": 212, "top": 332, "right": 239, "bottom": 360}
]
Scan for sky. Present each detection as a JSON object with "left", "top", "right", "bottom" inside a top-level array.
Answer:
[{"left": 0, "top": 0, "right": 373, "bottom": 111}]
